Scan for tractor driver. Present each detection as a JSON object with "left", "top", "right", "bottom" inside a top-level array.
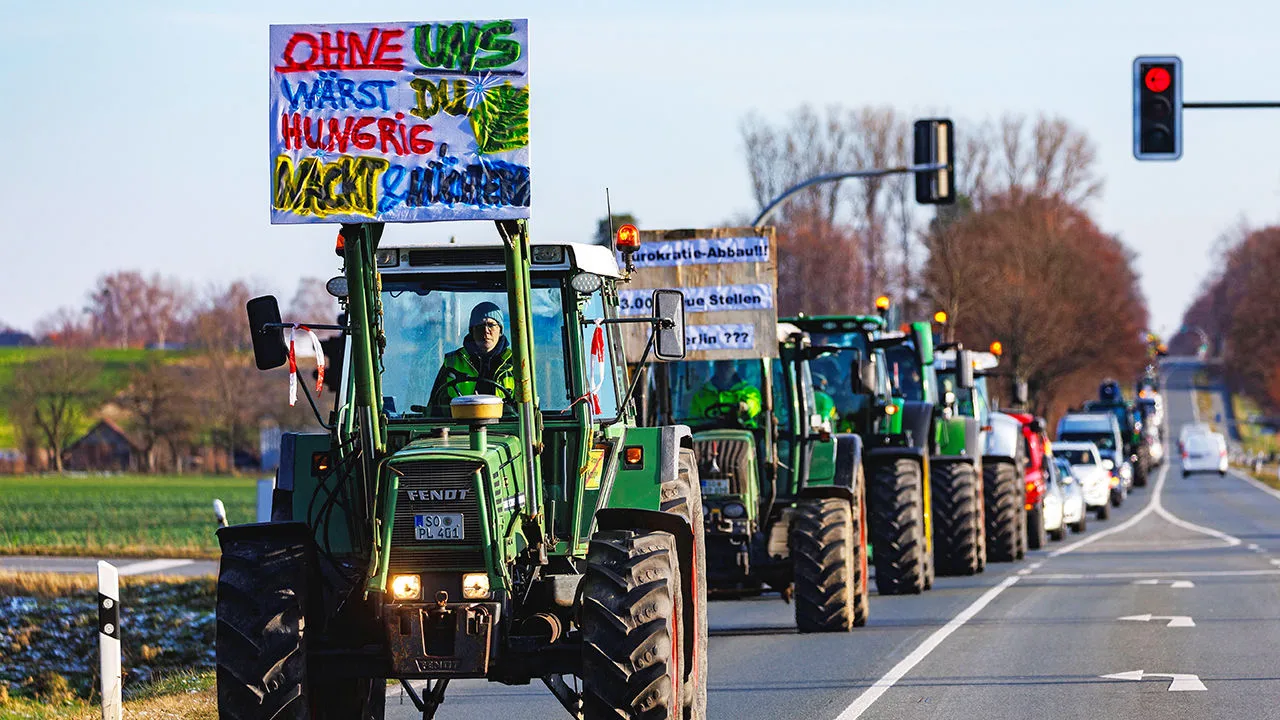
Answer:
[
  {"left": 690, "top": 362, "right": 763, "bottom": 428},
  {"left": 427, "top": 301, "right": 516, "bottom": 415}
]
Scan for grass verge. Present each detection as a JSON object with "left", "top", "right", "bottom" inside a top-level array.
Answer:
[{"left": 0, "top": 475, "right": 257, "bottom": 558}]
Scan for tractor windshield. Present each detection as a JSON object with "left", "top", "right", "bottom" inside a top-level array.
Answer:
[
  {"left": 807, "top": 332, "right": 878, "bottom": 420},
  {"left": 884, "top": 342, "right": 927, "bottom": 401},
  {"left": 668, "top": 360, "right": 766, "bottom": 428},
  {"left": 378, "top": 274, "right": 583, "bottom": 419}
]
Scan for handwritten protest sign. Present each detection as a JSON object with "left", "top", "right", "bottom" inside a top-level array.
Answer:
[
  {"left": 269, "top": 20, "right": 530, "bottom": 224},
  {"left": 620, "top": 227, "right": 778, "bottom": 362}
]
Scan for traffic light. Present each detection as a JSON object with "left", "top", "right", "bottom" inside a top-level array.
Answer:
[
  {"left": 914, "top": 118, "right": 955, "bottom": 204},
  {"left": 1133, "top": 56, "right": 1182, "bottom": 160}
]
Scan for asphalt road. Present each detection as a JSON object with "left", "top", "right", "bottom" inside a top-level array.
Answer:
[{"left": 388, "top": 359, "right": 1280, "bottom": 719}]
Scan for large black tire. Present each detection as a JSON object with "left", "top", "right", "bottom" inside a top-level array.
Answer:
[
  {"left": 791, "top": 491, "right": 869, "bottom": 632},
  {"left": 982, "top": 460, "right": 1022, "bottom": 563},
  {"left": 581, "top": 529, "right": 685, "bottom": 720},
  {"left": 867, "top": 458, "right": 927, "bottom": 595},
  {"left": 932, "top": 460, "right": 983, "bottom": 576},
  {"left": 1026, "top": 503, "right": 1047, "bottom": 550},
  {"left": 662, "top": 448, "right": 707, "bottom": 720},
  {"left": 216, "top": 530, "right": 310, "bottom": 720}
]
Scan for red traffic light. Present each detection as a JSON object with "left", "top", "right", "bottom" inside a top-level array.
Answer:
[{"left": 1144, "top": 67, "right": 1171, "bottom": 93}]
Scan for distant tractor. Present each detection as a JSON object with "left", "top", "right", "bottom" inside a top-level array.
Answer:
[
  {"left": 652, "top": 324, "right": 869, "bottom": 631},
  {"left": 787, "top": 312, "right": 936, "bottom": 596},
  {"left": 1086, "top": 380, "right": 1151, "bottom": 487},
  {"left": 219, "top": 222, "right": 709, "bottom": 719},
  {"left": 930, "top": 347, "right": 990, "bottom": 576}
]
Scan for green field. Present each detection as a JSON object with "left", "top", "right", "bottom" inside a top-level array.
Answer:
[
  {"left": 0, "top": 475, "right": 257, "bottom": 558},
  {"left": 0, "top": 347, "right": 184, "bottom": 448}
]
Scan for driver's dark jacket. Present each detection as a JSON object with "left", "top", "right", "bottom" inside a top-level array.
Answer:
[{"left": 429, "top": 335, "right": 515, "bottom": 413}]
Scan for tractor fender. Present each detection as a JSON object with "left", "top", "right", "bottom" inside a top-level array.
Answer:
[
  {"left": 595, "top": 507, "right": 697, "bottom": 677},
  {"left": 800, "top": 433, "right": 862, "bottom": 504},
  {"left": 900, "top": 400, "right": 934, "bottom": 450},
  {"left": 659, "top": 424, "right": 695, "bottom": 479}
]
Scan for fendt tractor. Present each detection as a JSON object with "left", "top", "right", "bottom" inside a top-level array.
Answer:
[
  {"left": 787, "top": 310, "right": 937, "bottom": 595},
  {"left": 929, "top": 347, "right": 990, "bottom": 576},
  {"left": 1084, "top": 380, "right": 1150, "bottom": 487},
  {"left": 652, "top": 323, "right": 870, "bottom": 632},
  {"left": 220, "top": 221, "right": 710, "bottom": 720}
]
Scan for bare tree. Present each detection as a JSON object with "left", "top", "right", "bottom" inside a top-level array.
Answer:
[
  {"left": 9, "top": 351, "right": 105, "bottom": 472},
  {"left": 119, "top": 357, "right": 196, "bottom": 473},
  {"left": 189, "top": 282, "right": 267, "bottom": 473}
]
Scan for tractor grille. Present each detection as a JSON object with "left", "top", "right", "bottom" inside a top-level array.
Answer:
[
  {"left": 408, "top": 248, "right": 504, "bottom": 267},
  {"left": 389, "top": 460, "right": 486, "bottom": 571},
  {"left": 693, "top": 438, "right": 754, "bottom": 495}
]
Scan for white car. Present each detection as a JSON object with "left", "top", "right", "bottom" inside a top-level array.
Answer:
[
  {"left": 1053, "top": 441, "right": 1113, "bottom": 520},
  {"left": 1182, "top": 431, "right": 1227, "bottom": 476},
  {"left": 1178, "top": 423, "right": 1212, "bottom": 455},
  {"left": 1043, "top": 453, "right": 1087, "bottom": 540}
]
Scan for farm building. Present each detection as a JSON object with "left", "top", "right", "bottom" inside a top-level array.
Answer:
[{"left": 63, "top": 419, "right": 143, "bottom": 472}]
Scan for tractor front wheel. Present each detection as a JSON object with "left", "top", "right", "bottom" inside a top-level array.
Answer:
[
  {"left": 790, "top": 487, "right": 869, "bottom": 632},
  {"left": 662, "top": 448, "right": 708, "bottom": 720},
  {"left": 867, "top": 459, "right": 927, "bottom": 595},
  {"left": 982, "top": 460, "right": 1022, "bottom": 563},
  {"left": 932, "top": 460, "right": 983, "bottom": 576},
  {"left": 581, "top": 529, "right": 686, "bottom": 720}
]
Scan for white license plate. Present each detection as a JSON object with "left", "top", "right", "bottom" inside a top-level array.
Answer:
[
  {"left": 701, "top": 479, "right": 731, "bottom": 496},
  {"left": 414, "top": 514, "right": 465, "bottom": 540}
]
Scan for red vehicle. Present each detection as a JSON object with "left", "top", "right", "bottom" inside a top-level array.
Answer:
[{"left": 1008, "top": 412, "right": 1050, "bottom": 549}]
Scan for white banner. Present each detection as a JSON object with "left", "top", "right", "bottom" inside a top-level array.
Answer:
[
  {"left": 618, "top": 284, "right": 773, "bottom": 317},
  {"left": 628, "top": 236, "right": 769, "bottom": 268},
  {"left": 686, "top": 324, "right": 756, "bottom": 352}
]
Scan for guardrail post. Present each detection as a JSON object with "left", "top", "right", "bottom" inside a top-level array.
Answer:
[{"left": 97, "top": 561, "right": 122, "bottom": 720}]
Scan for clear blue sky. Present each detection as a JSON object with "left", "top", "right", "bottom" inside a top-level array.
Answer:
[{"left": 2, "top": 0, "right": 1276, "bottom": 337}]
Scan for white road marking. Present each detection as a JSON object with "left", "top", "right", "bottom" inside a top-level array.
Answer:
[
  {"left": 1171, "top": 580, "right": 1194, "bottom": 588},
  {"left": 1153, "top": 502, "right": 1241, "bottom": 546},
  {"left": 116, "top": 559, "right": 194, "bottom": 576},
  {"left": 836, "top": 463, "right": 1174, "bottom": 718},
  {"left": 1227, "top": 468, "right": 1280, "bottom": 503},
  {"left": 1119, "top": 613, "right": 1195, "bottom": 627},
  {"left": 1033, "top": 569, "right": 1280, "bottom": 580},
  {"left": 1247, "top": 543, "right": 1260, "bottom": 551},
  {"left": 1100, "top": 670, "right": 1207, "bottom": 692}
]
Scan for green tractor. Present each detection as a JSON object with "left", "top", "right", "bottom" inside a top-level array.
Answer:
[
  {"left": 786, "top": 313, "right": 936, "bottom": 595},
  {"left": 929, "top": 346, "right": 989, "bottom": 576},
  {"left": 221, "top": 221, "right": 709, "bottom": 720},
  {"left": 652, "top": 323, "right": 870, "bottom": 632}
]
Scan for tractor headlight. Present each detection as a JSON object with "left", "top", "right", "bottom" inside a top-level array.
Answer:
[
  {"left": 390, "top": 574, "right": 422, "bottom": 601},
  {"left": 722, "top": 502, "right": 747, "bottom": 519},
  {"left": 462, "top": 573, "right": 491, "bottom": 600}
]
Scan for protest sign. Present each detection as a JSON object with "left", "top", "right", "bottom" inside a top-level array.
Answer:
[
  {"left": 269, "top": 20, "right": 530, "bottom": 224},
  {"left": 620, "top": 227, "right": 778, "bottom": 362}
]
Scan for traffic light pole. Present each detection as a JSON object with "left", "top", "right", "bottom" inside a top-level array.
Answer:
[
  {"left": 752, "top": 162, "right": 947, "bottom": 228},
  {"left": 1183, "top": 102, "right": 1280, "bottom": 109}
]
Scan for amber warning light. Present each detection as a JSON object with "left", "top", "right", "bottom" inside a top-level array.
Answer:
[{"left": 616, "top": 224, "right": 640, "bottom": 249}]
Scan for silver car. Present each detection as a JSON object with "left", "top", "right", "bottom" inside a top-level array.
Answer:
[{"left": 1052, "top": 441, "right": 1113, "bottom": 521}]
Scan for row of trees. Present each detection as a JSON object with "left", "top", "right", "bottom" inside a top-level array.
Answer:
[
  {"left": 30, "top": 272, "right": 334, "bottom": 350},
  {"left": 1176, "top": 225, "right": 1280, "bottom": 408},
  {"left": 742, "top": 106, "right": 1149, "bottom": 421},
  {"left": 6, "top": 279, "right": 332, "bottom": 473}
]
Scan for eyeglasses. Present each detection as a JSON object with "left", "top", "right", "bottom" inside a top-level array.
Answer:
[{"left": 478, "top": 321, "right": 501, "bottom": 330}]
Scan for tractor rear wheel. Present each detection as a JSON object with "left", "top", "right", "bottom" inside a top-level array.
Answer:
[
  {"left": 216, "top": 527, "right": 310, "bottom": 720},
  {"left": 791, "top": 489, "right": 869, "bottom": 632},
  {"left": 982, "top": 460, "right": 1022, "bottom": 563},
  {"left": 867, "top": 458, "right": 927, "bottom": 595},
  {"left": 932, "top": 460, "right": 983, "bottom": 576},
  {"left": 662, "top": 448, "right": 707, "bottom": 720},
  {"left": 581, "top": 529, "right": 685, "bottom": 720}
]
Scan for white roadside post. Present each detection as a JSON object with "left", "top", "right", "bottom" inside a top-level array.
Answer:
[
  {"left": 97, "top": 561, "right": 122, "bottom": 720},
  {"left": 256, "top": 478, "right": 274, "bottom": 523},
  {"left": 213, "top": 498, "right": 229, "bottom": 528}
]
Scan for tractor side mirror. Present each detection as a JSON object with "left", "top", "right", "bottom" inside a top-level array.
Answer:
[
  {"left": 860, "top": 355, "right": 878, "bottom": 394},
  {"left": 911, "top": 321, "right": 934, "bottom": 366},
  {"left": 653, "top": 289, "right": 686, "bottom": 361},
  {"left": 246, "top": 295, "right": 287, "bottom": 370},
  {"left": 1014, "top": 380, "right": 1029, "bottom": 406},
  {"left": 955, "top": 349, "right": 974, "bottom": 389}
]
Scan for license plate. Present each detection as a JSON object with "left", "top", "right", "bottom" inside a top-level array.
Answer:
[
  {"left": 414, "top": 514, "right": 465, "bottom": 540},
  {"left": 701, "top": 479, "right": 731, "bottom": 496}
]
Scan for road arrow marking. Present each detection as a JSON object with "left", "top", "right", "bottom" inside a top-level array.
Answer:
[
  {"left": 1133, "top": 579, "right": 1195, "bottom": 588},
  {"left": 1269, "top": 559, "right": 1280, "bottom": 566},
  {"left": 1101, "top": 670, "right": 1206, "bottom": 691},
  {"left": 1119, "top": 613, "right": 1195, "bottom": 627}
]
